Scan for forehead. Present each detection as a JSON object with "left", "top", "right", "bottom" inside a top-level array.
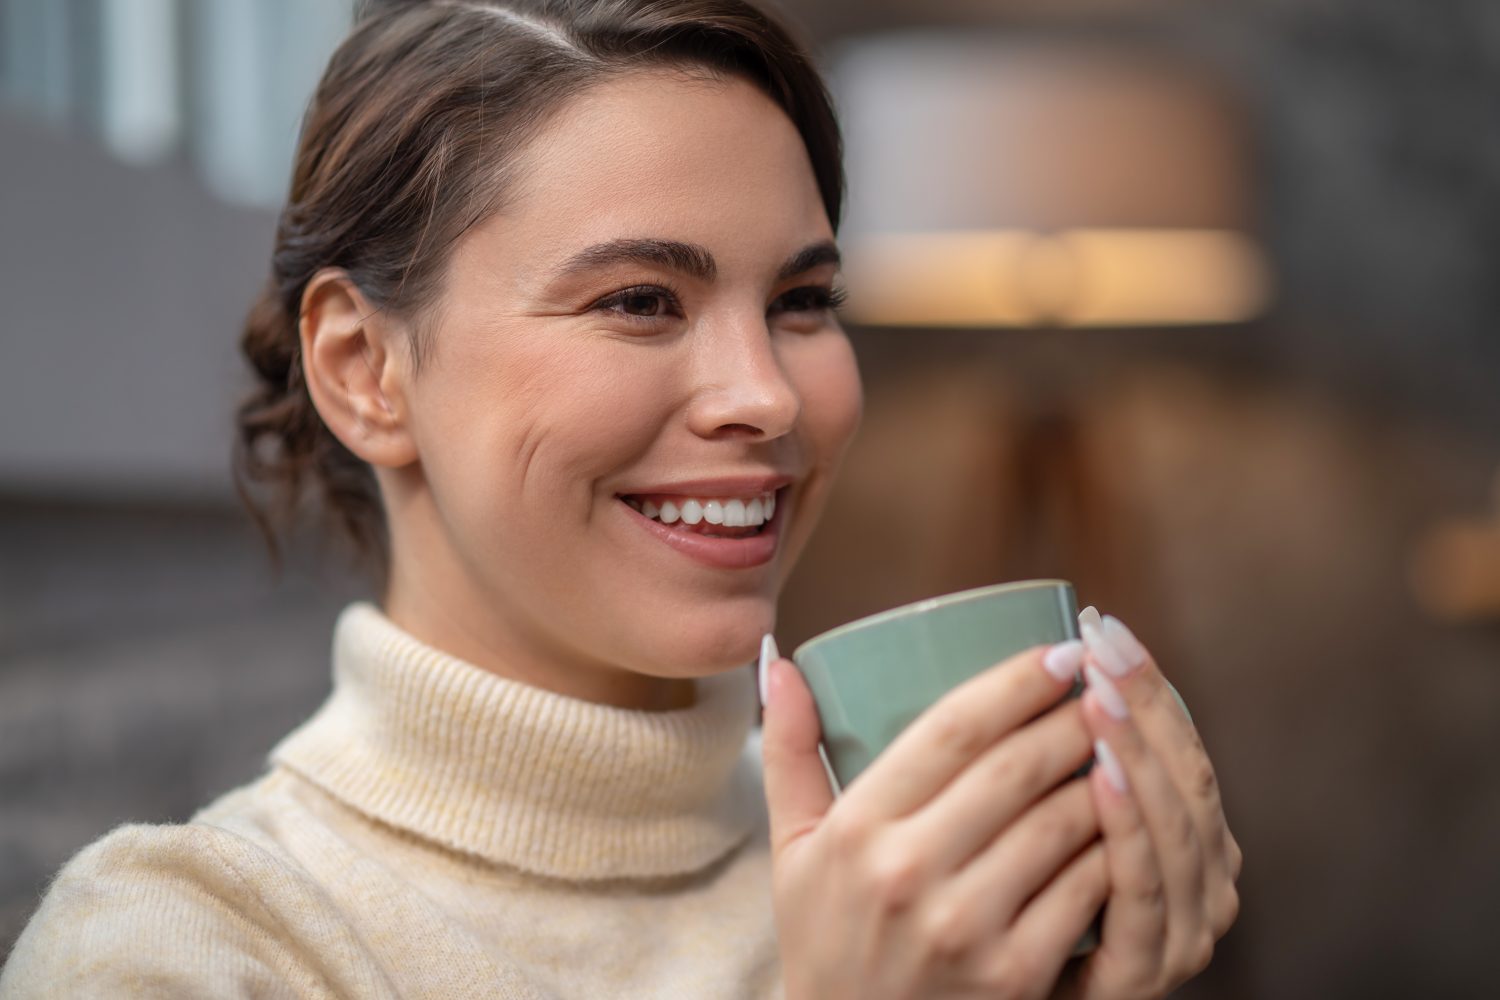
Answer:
[{"left": 477, "top": 69, "right": 831, "bottom": 271}]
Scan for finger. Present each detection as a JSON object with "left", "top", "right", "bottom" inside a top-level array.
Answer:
[
  {"left": 991, "top": 841, "right": 1109, "bottom": 997},
  {"left": 1081, "top": 613, "right": 1210, "bottom": 803},
  {"left": 898, "top": 699, "right": 1093, "bottom": 877},
  {"left": 1079, "top": 666, "right": 1209, "bottom": 980},
  {"left": 839, "top": 642, "right": 1083, "bottom": 825},
  {"left": 926, "top": 778, "right": 1098, "bottom": 943},
  {"left": 1076, "top": 736, "right": 1167, "bottom": 994},
  {"left": 1078, "top": 609, "right": 1179, "bottom": 728},
  {"left": 760, "top": 653, "right": 836, "bottom": 860},
  {"left": 1081, "top": 613, "right": 1240, "bottom": 917}
]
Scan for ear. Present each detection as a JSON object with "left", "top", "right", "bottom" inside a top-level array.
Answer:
[{"left": 299, "top": 269, "right": 419, "bottom": 469}]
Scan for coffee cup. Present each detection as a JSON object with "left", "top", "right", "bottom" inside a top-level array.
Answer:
[
  {"left": 792, "top": 579, "right": 1099, "bottom": 955},
  {"left": 793, "top": 579, "right": 1082, "bottom": 792}
]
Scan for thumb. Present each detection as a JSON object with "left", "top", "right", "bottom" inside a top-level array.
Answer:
[{"left": 758, "top": 635, "right": 836, "bottom": 857}]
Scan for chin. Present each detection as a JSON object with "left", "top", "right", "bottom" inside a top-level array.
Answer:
[{"left": 639, "top": 601, "right": 775, "bottom": 676}]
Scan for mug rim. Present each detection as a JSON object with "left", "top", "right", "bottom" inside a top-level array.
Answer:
[{"left": 792, "top": 578, "right": 1074, "bottom": 661}]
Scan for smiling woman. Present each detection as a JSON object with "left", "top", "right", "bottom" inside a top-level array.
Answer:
[
  {"left": 295, "top": 65, "right": 861, "bottom": 713},
  {"left": 0, "top": 1, "right": 1240, "bottom": 998},
  {"left": 0, "top": 2, "right": 860, "bottom": 996}
]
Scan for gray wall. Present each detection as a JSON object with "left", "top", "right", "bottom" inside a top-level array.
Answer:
[{"left": 0, "top": 108, "right": 274, "bottom": 498}]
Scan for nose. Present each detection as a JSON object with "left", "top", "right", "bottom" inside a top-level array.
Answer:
[{"left": 684, "top": 317, "right": 800, "bottom": 441}]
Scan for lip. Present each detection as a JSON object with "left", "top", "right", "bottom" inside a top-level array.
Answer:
[
  {"left": 614, "top": 472, "right": 795, "bottom": 499},
  {"left": 617, "top": 486, "right": 789, "bottom": 570}
]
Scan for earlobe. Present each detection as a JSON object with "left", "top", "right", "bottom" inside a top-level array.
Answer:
[{"left": 299, "top": 269, "right": 419, "bottom": 469}]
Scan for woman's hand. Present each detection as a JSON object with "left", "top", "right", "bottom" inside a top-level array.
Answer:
[
  {"left": 1055, "top": 610, "right": 1242, "bottom": 999},
  {"left": 760, "top": 641, "right": 1110, "bottom": 1000}
]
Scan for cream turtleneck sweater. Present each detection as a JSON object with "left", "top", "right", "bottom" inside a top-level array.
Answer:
[{"left": 0, "top": 604, "right": 782, "bottom": 999}]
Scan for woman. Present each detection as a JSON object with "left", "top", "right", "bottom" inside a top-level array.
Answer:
[{"left": 0, "top": 1, "right": 1239, "bottom": 997}]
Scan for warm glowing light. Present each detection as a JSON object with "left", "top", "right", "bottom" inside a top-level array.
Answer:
[
  {"left": 1410, "top": 520, "right": 1500, "bottom": 622},
  {"left": 843, "top": 228, "right": 1272, "bottom": 328}
]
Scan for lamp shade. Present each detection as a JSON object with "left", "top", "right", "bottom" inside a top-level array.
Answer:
[{"left": 831, "top": 34, "right": 1271, "bottom": 327}]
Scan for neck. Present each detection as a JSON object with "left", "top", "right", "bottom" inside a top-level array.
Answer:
[{"left": 381, "top": 488, "right": 698, "bottom": 712}]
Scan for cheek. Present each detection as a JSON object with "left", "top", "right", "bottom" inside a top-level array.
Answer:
[
  {"left": 771, "top": 332, "right": 861, "bottom": 586},
  {"left": 515, "top": 344, "right": 688, "bottom": 500},
  {"left": 791, "top": 332, "right": 864, "bottom": 466},
  {"left": 413, "top": 333, "right": 680, "bottom": 520}
]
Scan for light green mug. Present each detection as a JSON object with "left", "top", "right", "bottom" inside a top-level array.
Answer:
[
  {"left": 793, "top": 579, "right": 1082, "bottom": 793},
  {"left": 792, "top": 578, "right": 1097, "bottom": 954}
]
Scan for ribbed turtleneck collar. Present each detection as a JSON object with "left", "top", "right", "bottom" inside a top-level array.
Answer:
[{"left": 270, "top": 603, "right": 762, "bottom": 881}]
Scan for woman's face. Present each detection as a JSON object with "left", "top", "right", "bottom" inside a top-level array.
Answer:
[{"left": 381, "top": 70, "right": 862, "bottom": 706}]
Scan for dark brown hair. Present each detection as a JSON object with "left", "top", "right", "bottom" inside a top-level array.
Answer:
[{"left": 233, "top": 0, "right": 844, "bottom": 576}]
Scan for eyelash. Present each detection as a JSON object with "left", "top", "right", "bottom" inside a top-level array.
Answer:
[{"left": 593, "top": 283, "right": 849, "bottom": 324}]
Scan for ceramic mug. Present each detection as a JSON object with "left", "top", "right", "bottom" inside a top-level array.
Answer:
[
  {"left": 793, "top": 579, "right": 1082, "bottom": 792},
  {"left": 792, "top": 578, "right": 1099, "bottom": 955}
]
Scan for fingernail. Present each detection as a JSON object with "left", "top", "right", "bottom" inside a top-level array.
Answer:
[
  {"left": 1078, "top": 605, "right": 1103, "bottom": 632},
  {"left": 758, "top": 633, "right": 779, "bottom": 709},
  {"left": 1084, "top": 664, "right": 1129, "bottom": 720},
  {"left": 1094, "top": 738, "right": 1129, "bottom": 794},
  {"left": 1102, "top": 616, "right": 1149, "bottom": 672},
  {"left": 1081, "top": 621, "right": 1131, "bottom": 676},
  {"left": 1043, "top": 640, "right": 1086, "bottom": 682}
]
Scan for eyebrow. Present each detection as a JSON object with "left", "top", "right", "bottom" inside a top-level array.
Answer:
[
  {"left": 553, "top": 237, "right": 841, "bottom": 283},
  {"left": 776, "top": 240, "right": 842, "bottom": 281}
]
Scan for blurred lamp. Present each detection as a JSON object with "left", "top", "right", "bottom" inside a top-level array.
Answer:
[
  {"left": 832, "top": 35, "right": 1271, "bottom": 328},
  {"left": 1409, "top": 467, "right": 1500, "bottom": 622}
]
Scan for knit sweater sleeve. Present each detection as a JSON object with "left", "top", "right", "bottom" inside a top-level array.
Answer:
[{"left": 0, "top": 823, "right": 394, "bottom": 1000}]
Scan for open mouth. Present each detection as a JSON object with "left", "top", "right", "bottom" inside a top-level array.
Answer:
[{"left": 617, "top": 490, "right": 777, "bottom": 539}]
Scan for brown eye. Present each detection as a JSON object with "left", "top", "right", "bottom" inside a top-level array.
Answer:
[
  {"left": 621, "top": 292, "right": 665, "bottom": 316},
  {"left": 770, "top": 284, "right": 849, "bottom": 316},
  {"left": 595, "top": 285, "right": 683, "bottom": 323}
]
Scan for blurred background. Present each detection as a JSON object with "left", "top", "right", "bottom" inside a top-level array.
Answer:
[{"left": 1, "top": 0, "right": 1496, "bottom": 995}]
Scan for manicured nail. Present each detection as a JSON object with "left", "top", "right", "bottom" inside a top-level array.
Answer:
[
  {"left": 1081, "top": 621, "right": 1131, "bottom": 676},
  {"left": 1043, "top": 640, "right": 1086, "bottom": 682},
  {"left": 1094, "top": 738, "right": 1129, "bottom": 794},
  {"left": 1084, "top": 664, "right": 1129, "bottom": 720},
  {"left": 1102, "top": 616, "right": 1149, "bottom": 672},
  {"left": 1167, "top": 681, "right": 1194, "bottom": 724},
  {"left": 1078, "top": 605, "right": 1103, "bottom": 632},
  {"left": 758, "top": 634, "right": 779, "bottom": 708}
]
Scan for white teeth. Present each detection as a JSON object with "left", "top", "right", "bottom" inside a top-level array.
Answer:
[{"left": 627, "top": 491, "right": 781, "bottom": 528}]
